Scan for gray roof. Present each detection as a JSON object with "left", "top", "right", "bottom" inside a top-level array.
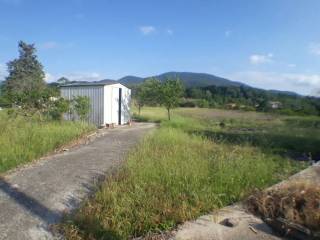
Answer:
[{"left": 60, "top": 79, "right": 119, "bottom": 87}]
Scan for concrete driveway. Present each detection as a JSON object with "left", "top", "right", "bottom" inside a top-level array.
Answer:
[{"left": 0, "top": 122, "right": 155, "bottom": 240}]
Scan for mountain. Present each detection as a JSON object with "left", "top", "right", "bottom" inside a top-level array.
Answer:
[
  {"left": 49, "top": 71, "right": 301, "bottom": 97},
  {"left": 118, "top": 72, "right": 246, "bottom": 88},
  {"left": 118, "top": 75, "right": 144, "bottom": 85},
  {"left": 268, "top": 89, "right": 300, "bottom": 97}
]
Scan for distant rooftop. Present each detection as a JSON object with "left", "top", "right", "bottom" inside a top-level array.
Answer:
[{"left": 60, "top": 79, "right": 119, "bottom": 87}]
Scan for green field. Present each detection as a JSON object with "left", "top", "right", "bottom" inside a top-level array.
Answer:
[
  {"left": 60, "top": 107, "right": 318, "bottom": 240},
  {"left": 0, "top": 111, "right": 94, "bottom": 173}
]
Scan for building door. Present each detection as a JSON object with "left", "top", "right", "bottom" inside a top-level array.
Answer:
[{"left": 118, "top": 88, "right": 122, "bottom": 125}]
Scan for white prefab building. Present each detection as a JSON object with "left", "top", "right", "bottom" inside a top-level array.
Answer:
[{"left": 60, "top": 80, "right": 131, "bottom": 126}]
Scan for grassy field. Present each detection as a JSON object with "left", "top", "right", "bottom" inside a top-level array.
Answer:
[
  {"left": 0, "top": 111, "right": 95, "bottom": 173},
  {"left": 60, "top": 107, "right": 317, "bottom": 240}
]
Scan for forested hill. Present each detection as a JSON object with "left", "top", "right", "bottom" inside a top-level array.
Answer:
[{"left": 118, "top": 72, "right": 245, "bottom": 88}]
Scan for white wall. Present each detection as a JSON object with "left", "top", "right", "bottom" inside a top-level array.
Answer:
[
  {"left": 103, "top": 85, "right": 112, "bottom": 124},
  {"left": 121, "top": 87, "right": 131, "bottom": 124},
  {"left": 103, "top": 84, "right": 131, "bottom": 125}
]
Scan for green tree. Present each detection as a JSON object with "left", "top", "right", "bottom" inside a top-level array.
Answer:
[
  {"left": 197, "top": 99, "right": 209, "bottom": 108},
  {"left": 159, "top": 78, "right": 184, "bottom": 120},
  {"left": 49, "top": 98, "right": 70, "bottom": 121},
  {"left": 5, "top": 41, "right": 46, "bottom": 105},
  {"left": 142, "top": 78, "right": 162, "bottom": 105},
  {"left": 135, "top": 85, "right": 146, "bottom": 116},
  {"left": 134, "top": 78, "right": 161, "bottom": 115},
  {"left": 0, "top": 83, "right": 10, "bottom": 107},
  {"left": 205, "top": 90, "right": 212, "bottom": 101},
  {"left": 190, "top": 88, "right": 203, "bottom": 99},
  {"left": 57, "top": 77, "right": 70, "bottom": 85},
  {"left": 73, "top": 96, "right": 90, "bottom": 121}
]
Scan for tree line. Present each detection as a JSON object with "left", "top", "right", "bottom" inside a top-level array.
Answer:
[
  {"left": 133, "top": 82, "right": 320, "bottom": 117},
  {"left": 185, "top": 85, "right": 320, "bottom": 116}
]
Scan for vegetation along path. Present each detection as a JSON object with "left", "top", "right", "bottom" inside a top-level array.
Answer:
[{"left": 0, "top": 122, "right": 155, "bottom": 240}]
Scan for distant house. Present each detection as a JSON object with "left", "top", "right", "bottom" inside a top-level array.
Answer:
[
  {"left": 60, "top": 80, "right": 131, "bottom": 126},
  {"left": 269, "top": 101, "right": 282, "bottom": 109}
]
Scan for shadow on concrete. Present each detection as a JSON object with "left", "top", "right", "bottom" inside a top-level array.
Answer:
[{"left": 0, "top": 178, "right": 61, "bottom": 225}]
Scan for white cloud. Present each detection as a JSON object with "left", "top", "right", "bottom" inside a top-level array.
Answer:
[
  {"left": 287, "top": 63, "right": 296, "bottom": 68},
  {"left": 225, "top": 30, "right": 232, "bottom": 37},
  {"left": 166, "top": 29, "right": 174, "bottom": 35},
  {"left": 139, "top": 26, "right": 156, "bottom": 35},
  {"left": 40, "top": 41, "right": 59, "bottom": 49},
  {"left": 228, "top": 71, "right": 320, "bottom": 95},
  {"left": 44, "top": 72, "right": 55, "bottom": 82},
  {"left": 249, "top": 53, "right": 273, "bottom": 65},
  {"left": 45, "top": 72, "right": 102, "bottom": 83},
  {"left": 309, "top": 42, "right": 320, "bottom": 56},
  {"left": 284, "top": 73, "right": 320, "bottom": 87}
]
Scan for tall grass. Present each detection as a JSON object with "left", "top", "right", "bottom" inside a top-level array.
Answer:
[
  {"left": 0, "top": 112, "right": 94, "bottom": 173},
  {"left": 61, "top": 109, "right": 304, "bottom": 240}
]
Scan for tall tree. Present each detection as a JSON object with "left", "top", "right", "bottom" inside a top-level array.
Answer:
[
  {"left": 135, "top": 85, "right": 146, "bottom": 116},
  {"left": 5, "top": 41, "right": 46, "bottom": 101},
  {"left": 134, "top": 78, "right": 161, "bottom": 115},
  {"left": 57, "top": 77, "right": 70, "bottom": 85},
  {"left": 160, "top": 78, "right": 184, "bottom": 120}
]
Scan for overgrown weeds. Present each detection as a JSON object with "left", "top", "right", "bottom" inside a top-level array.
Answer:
[
  {"left": 60, "top": 107, "right": 306, "bottom": 239},
  {"left": 0, "top": 111, "right": 94, "bottom": 172}
]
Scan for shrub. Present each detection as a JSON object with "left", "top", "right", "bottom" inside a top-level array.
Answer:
[
  {"left": 49, "top": 98, "right": 70, "bottom": 121},
  {"left": 73, "top": 96, "right": 90, "bottom": 121},
  {"left": 179, "top": 99, "right": 196, "bottom": 108},
  {"left": 197, "top": 99, "right": 209, "bottom": 108}
]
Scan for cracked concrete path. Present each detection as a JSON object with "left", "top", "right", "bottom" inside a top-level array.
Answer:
[{"left": 0, "top": 122, "right": 155, "bottom": 240}]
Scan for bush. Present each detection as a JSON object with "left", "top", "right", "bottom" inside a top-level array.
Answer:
[
  {"left": 73, "top": 96, "right": 90, "bottom": 121},
  {"left": 0, "top": 95, "right": 11, "bottom": 108},
  {"left": 197, "top": 99, "right": 209, "bottom": 108},
  {"left": 49, "top": 98, "right": 70, "bottom": 121},
  {"left": 179, "top": 99, "right": 196, "bottom": 108}
]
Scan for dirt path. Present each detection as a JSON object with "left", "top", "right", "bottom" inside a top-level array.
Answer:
[{"left": 0, "top": 122, "right": 155, "bottom": 240}]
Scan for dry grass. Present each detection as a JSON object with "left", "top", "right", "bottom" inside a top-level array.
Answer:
[{"left": 247, "top": 181, "right": 320, "bottom": 231}]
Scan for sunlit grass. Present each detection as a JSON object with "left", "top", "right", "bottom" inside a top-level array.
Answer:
[
  {"left": 0, "top": 111, "right": 95, "bottom": 173},
  {"left": 61, "top": 107, "right": 308, "bottom": 240}
]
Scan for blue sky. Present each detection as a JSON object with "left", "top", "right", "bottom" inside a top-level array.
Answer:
[{"left": 0, "top": 0, "right": 320, "bottom": 95}]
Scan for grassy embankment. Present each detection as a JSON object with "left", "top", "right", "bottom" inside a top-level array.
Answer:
[
  {"left": 61, "top": 107, "right": 318, "bottom": 240},
  {"left": 0, "top": 111, "right": 95, "bottom": 173}
]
